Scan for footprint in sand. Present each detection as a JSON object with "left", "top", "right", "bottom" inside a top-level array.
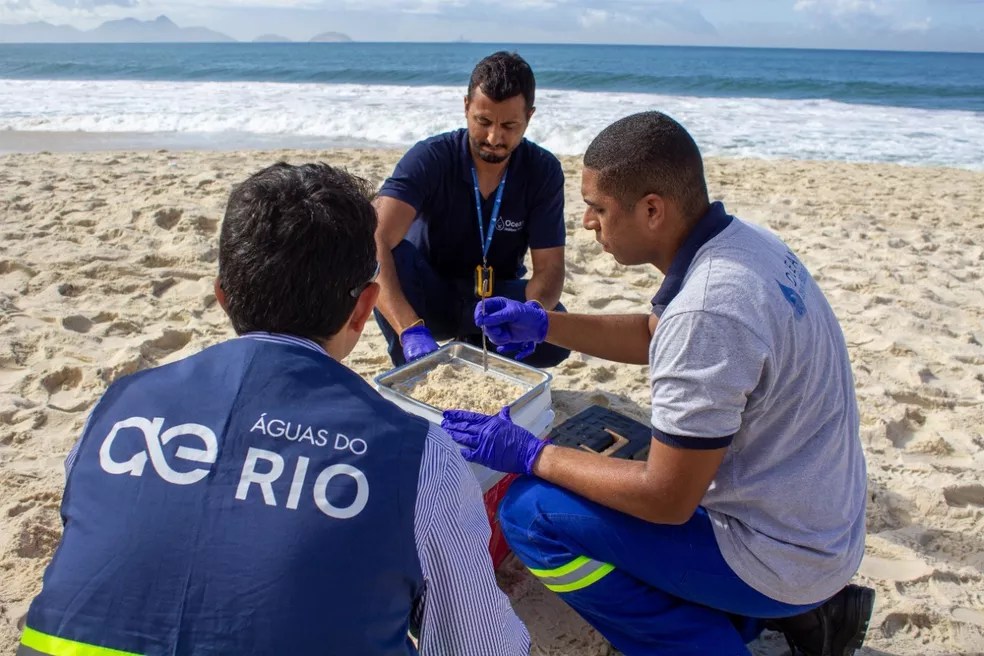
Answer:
[
  {"left": 883, "top": 407, "right": 926, "bottom": 449},
  {"left": 97, "top": 353, "right": 148, "bottom": 385},
  {"left": 151, "top": 277, "right": 177, "bottom": 298},
  {"left": 62, "top": 315, "right": 93, "bottom": 334},
  {"left": 951, "top": 607, "right": 984, "bottom": 629},
  {"left": 943, "top": 484, "right": 984, "bottom": 508},
  {"left": 140, "top": 253, "right": 178, "bottom": 269},
  {"left": 139, "top": 330, "right": 192, "bottom": 361},
  {"left": 10, "top": 510, "right": 63, "bottom": 559},
  {"left": 154, "top": 207, "right": 183, "bottom": 230},
  {"left": 6, "top": 491, "right": 61, "bottom": 518},
  {"left": 0, "top": 260, "right": 38, "bottom": 278},
  {"left": 193, "top": 216, "right": 220, "bottom": 235},
  {"left": 880, "top": 611, "right": 937, "bottom": 641},
  {"left": 104, "top": 319, "right": 141, "bottom": 337},
  {"left": 859, "top": 554, "right": 934, "bottom": 582},
  {"left": 40, "top": 366, "right": 82, "bottom": 395},
  {"left": 866, "top": 482, "right": 914, "bottom": 533},
  {"left": 42, "top": 366, "right": 89, "bottom": 413},
  {"left": 591, "top": 366, "right": 616, "bottom": 383}
]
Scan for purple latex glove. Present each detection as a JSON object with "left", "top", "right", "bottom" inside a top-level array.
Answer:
[
  {"left": 494, "top": 341, "right": 537, "bottom": 360},
  {"left": 474, "top": 298, "right": 548, "bottom": 354},
  {"left": 400, "top": 324, "right": 439, "bottom": 363},
  {"left": 441, "top": 406, "right": 547, "bottom": 475}
]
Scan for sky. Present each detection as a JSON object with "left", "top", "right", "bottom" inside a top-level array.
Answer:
[{"left": 1, "top": 0, "right": 983, "bottom": 52}]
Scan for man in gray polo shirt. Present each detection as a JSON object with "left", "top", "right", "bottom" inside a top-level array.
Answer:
[{"left": 440, "top": 111, "right": 874, "bottom": 656}]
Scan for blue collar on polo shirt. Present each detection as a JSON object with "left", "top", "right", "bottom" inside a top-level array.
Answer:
[{"left": 651, "top": 201, "right": 733, "bottom": 317}]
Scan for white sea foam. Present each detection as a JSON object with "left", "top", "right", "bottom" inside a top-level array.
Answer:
[{"left": 1, "top": 79, "right": 982, "bottom": 170}]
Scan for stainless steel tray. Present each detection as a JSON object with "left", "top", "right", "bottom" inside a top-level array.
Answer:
[{"left": 374, "top": 341, "right": 552, "bottom": 416}]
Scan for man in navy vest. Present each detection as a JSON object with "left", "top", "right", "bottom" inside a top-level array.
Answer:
[
  {"left": 18, "top": 162, "right": 530, "bottom": 656},
  {"left": 373, "top": 51, "right": 571, "bottom": 368}
]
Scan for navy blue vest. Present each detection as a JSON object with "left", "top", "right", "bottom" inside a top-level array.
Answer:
[{"left": 26, "top": 337, "right": 428, "bottom": 655}]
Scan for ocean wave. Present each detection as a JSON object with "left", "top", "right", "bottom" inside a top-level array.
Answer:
[{"left": 1, "top": 79, "right": 981, "bottom": 170}]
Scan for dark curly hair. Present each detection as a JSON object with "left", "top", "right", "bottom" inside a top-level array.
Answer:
[
  {"left": 467, "top": 51, "right": 535, "bottom": 110},
  {"left": 218, "top": 162, "right": 377, "bottom": 340}
]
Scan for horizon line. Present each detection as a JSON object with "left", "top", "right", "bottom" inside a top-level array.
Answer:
[{"left": 1, "top": 39, "right": 983, "bottom": 56}]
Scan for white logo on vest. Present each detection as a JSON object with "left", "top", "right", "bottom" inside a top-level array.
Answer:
[
  {"left": 99, "top": 416, "right": 217, "bottom": 485},
  {"left": 98, "top": 416, "right": 370, "bottom": 519}
]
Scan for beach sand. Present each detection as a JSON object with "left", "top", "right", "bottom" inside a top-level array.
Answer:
[{"left": 2, "top": 149, "right": 983, "bottom": 655}]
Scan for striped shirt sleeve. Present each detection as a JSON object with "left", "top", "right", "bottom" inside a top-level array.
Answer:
[
  {"left": 64, "top": 397, "right": 104, "bottom": 477},
  {"left": 413, "top": 423, "right": 530, "bottom": 656}
]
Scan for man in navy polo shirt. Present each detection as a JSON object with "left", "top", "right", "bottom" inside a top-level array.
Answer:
[
  {"left": 373, "top": 51, "right": 571, "bottom": 368},
  {"left": 441, "top": 113, "right": 876, "bottom": 656}
]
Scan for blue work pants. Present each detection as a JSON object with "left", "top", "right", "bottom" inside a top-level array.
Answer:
[{"left": 499, "top": 477, "right": 821, "bottom": 655}]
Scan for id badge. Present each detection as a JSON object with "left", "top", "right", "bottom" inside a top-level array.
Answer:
[{"left": 474, "top": 264, "right": 494, "bottom": 298}]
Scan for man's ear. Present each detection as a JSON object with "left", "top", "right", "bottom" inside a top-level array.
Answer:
[
  {"left": 463, "top": 94, "right": 470, "bottom": 115},
  {"left": 349, "top": 283, "right": 381, "bottom": 333},
  {"left": 526, "top": 105, "right": 536, "bottom": 122},
  {"left": 642, "top": 193, "right": 666, "bottom": 230},
  {"left": 214, "top": 277, "right": 228, "bottom": 311}
]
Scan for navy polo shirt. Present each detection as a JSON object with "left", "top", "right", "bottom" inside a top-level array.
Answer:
[{"left": 378, "top": 128, "right": 565, "bottom": 280}]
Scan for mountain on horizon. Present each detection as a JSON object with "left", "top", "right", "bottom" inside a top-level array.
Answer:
[
  {"left": 0, "top": 15, "right": 234, "bottom": 43},
  {"left": 309, "top": 31, "right": 352, "bottom": 43}
]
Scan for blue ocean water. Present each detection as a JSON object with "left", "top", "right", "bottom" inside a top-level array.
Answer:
[{"left": 1, "top": 42, "right": 982, "bottom": 167}]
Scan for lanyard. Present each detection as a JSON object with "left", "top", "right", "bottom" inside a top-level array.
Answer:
[{"left": 471, "top": 166, "right": 508, "bottom": 265}]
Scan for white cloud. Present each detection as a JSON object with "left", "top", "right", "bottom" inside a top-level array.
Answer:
[
  {"left": 793, "top": 0, "right": 936, "bottom": 34},
  {"left": 1, "top": 0, "right": 137, "bottom": 25},
  {"left": 793, "top": 0, "right": 890, "bottom": 17},
  {"left": 577, "top": 8, "right": 607, "bottom": 27}
]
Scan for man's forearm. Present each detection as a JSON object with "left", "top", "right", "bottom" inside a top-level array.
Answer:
[
  {"left": 544, "top": 312, "right": 651, "bottom": 364},
  {"left": 524, "top": 270, "right": 563, "bottom": 311},
  {"left": 375, "top": 241, "right": 420, "bottom": 334},
  {"left": 532, "top": 445, "right": 687, "bottom": 525}
]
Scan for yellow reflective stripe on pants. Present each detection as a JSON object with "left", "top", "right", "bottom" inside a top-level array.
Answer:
[
  {"left": 528, "top": 555, "right": 615, "bottom": 593},
  {"left": 19, "top": 627, "right": 142, "bottom": 656}
]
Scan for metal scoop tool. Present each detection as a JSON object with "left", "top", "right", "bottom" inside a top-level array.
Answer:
[{"left": 475, "top": 264, "right": 494, "bottom": 372}]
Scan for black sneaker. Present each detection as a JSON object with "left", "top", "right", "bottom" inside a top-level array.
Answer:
[{"left": 771, "top": 584, "right": 875, "bottom": 656}]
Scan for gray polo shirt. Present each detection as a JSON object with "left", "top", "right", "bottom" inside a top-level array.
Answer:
[{"left": 649, "top": 202, "right": 866, "bottom": 605}]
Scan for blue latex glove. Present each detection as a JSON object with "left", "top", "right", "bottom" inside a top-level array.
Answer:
[
  {"left": 400, "top": 324, "right": 439, "bottom": 363},
  {"left": 441, "top": 406, "right": 547, "bottom": 475},
  {"left": 474, "top": 298, "right": 548, "bottom": 359}
]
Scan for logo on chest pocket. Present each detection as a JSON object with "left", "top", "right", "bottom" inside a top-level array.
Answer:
[{"left": 495, "top": 217, "right": 524, "bottom": 232}]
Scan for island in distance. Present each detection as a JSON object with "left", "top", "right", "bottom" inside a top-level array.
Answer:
[
  {"left": 309, "top": 31, "right": 352, "bottom": 42},
  {"left": 0, "top": 15, "right": 233, "bottom": 42},
  {"left": 0, "top": 16, "right": 353, "bottom": 43}
]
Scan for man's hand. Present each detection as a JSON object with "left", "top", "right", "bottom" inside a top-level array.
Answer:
[
  {"left": 441, "top": 406, "right": 546, "bottom": 475},
  {"left": 400, "top": 324, "right": 439, "bottom": 362},
  {"left": 474, "top": 298, "right": 548, "bottom": 360}
]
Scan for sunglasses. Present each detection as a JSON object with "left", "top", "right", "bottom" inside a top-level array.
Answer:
[{"left": 349, "top": 261, "right": 380, "bottom": 298}]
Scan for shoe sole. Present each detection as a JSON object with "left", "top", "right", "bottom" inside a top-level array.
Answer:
[{"left": 833, "top": 585, "right": 876, "bottom": 656}]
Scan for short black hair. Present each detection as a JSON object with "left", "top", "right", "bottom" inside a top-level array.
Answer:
[
  {"left": 218, "top": 162, "right": 377, "bottom": 340},
  {"left": 584, "top": 111, "right": 709, "bottom": 223},
  {"left": 467, "top": 51, "right": 535, "bottom": 111}
]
